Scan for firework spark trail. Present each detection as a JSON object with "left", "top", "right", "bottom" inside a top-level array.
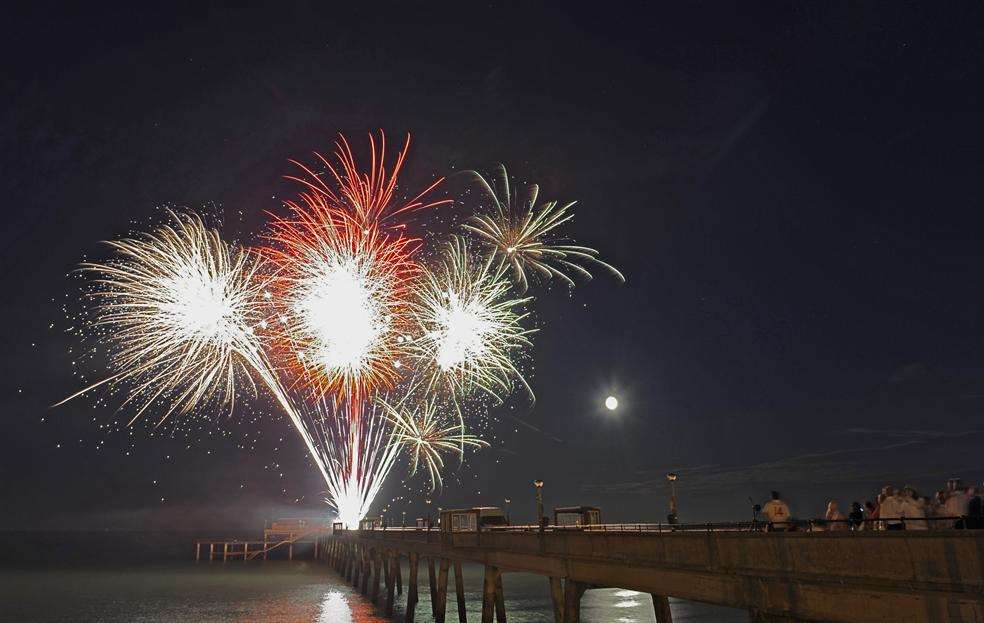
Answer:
[
  {"left": 54, "top": 211, "right": 335, "bottom": 485},
  {"left": 305, "top": 397, "right": 401, "bottom": 528},
  {"left": 56, "top": 211, "right": 269, "bottom": 423},
  {"left": 262, "top": 131, "right": 453, "bottom": 526},
  {"left": 409, "top": 236, "right": 534, "bottom": 401},
  {"left": 262, "top": 193, "right": 418, "bottom": 401},
  {"left": 463, "top": 164, "right": 626, "bottom": 292},
  {"left": 62, "top": 133, "right": 623, "bottom": 531},
  {"left": 380, "top": 396, "right": 488, "bottom": 489}
]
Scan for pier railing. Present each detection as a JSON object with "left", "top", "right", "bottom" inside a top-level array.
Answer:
[{"left": 346, "top": 515, "right": 969, "bottom": 534}]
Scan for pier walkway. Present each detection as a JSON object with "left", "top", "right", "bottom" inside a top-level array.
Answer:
[{"left": 316, "top": 523, "right": 984, "bottom": 623}]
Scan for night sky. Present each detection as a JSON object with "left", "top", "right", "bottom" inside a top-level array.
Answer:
[{"left": 4, "top": 2, "right": 984, "bottom": 532}]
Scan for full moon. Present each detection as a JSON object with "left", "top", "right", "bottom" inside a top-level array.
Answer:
[{"left": 605, "top": 395, "right": 618, "bottom": 410}]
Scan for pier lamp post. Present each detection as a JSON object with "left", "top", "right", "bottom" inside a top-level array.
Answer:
[
  {"left": 666, "top": 472, "right": 679, "bottom": 524},
  {"left": 437, "top": 506, "right": 443, "bottom": 527},
  {"left": 402, "top": 511, "right": 406, "bottom": 528},
  {"left": 504, "top": 498, "right": 512, "bottom": 523},
  {"left": 425, "top": 498, "right": 432, "bottom": 528},
  {"left": 533, "top": 480, "right": 544, "bottom": 527}
]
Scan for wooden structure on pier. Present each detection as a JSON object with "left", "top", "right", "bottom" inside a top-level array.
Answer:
[
  {"left": 315, "top": 525, "right": 984, "bottom": 623},
  {"left": 195, "top": 518, "right": 330, "bottom": 562}
]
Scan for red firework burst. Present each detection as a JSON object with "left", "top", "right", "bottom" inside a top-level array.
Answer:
[{"left": 261, "top": 132, "right": 448, "bottom": 403}]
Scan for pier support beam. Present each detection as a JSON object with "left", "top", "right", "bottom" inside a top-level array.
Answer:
[
  {"left": 482, "top": 565, "right": 501, "bottom": 623},
  {"left": 548, "top": 578, "right": 564, "bottom": 623},
  {"left": 494, "top": 573, "right": 507, "bottom": 623},
  {"left": 435, "top": 558, "right": 450, "bottom": 623},
  {"left": 428, "top": 557, "right": 439, "bottom": 618},
  {"left": 385, "top": 550, "right": 398, "bottom": 617},
  {"left": 405, "top": 552, "right": 419, "bottom": 623},
  {"left": 651, "top": 594, "right": 672, "bottom": 623},
  {"left": 454, "top": 561, "right": 467, "bottom": 623},
  {"left": 563, "top": 580, "right": 587, "bottom": 623},
  {"left": 396, "top": 553, "right": 403, "bottom": 596},
  {"left": 372, "top": 548, "right": 383, "bottom": 604},
  {"left": 361, "top": 547, "right": 371, "bottom": 595}
]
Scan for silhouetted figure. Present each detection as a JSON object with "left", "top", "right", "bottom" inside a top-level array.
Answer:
[{"left": 848, "top": 502, "right": 864, "bottom": 530}]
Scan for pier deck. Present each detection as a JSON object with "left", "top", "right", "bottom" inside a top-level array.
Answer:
[{"left": 317, "top": 525, "right": 984, "bottom": 623}]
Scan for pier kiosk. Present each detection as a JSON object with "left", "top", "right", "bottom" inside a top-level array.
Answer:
[
  {"left": 441, "top": 507, "right": 509, "bottom": 532},
  {"left": 553, "top": 506, "right": 601, "bottom": 527}
]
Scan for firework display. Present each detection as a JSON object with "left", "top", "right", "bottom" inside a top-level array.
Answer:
[
  {"left": 63, "top": 132, "right": 621, "bottom": 527},
  {"left": 463, "top": 164, "right": 626, "bottom": 292}
]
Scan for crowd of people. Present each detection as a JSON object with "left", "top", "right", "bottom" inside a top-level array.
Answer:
[{"left": 758, "top": 478, "right": 984, "bottom": 531}]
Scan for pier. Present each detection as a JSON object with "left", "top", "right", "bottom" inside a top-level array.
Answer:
[
  {"left": 195, "top": 518, "right": 330, "bottom": 562},
  {"left": 314, "top": 523, "right": 984, "bottom": 623}
]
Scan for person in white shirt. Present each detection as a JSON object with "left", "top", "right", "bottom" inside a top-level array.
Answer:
[
  {"left": 900, "top": 487, "right": 928, "bottom": 530},
  {"left": 879, "top": 486, "right": 904, "bottom": 530},
  {"left": 762, "top": 491, "right": 791, "bottom": 531},
  {"left": 825, "top": 500, "right": 848, "bottom": 531},
  {"left": 945, "top": 487, "right": 970, "bottom": 529}
]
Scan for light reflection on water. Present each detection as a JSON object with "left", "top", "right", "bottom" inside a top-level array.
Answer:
[
  {"left": 0, "top": 562, "right": 746, "bottom": 622},
  {"left": 317, "top": 591, "right": 352, "bottom": 623}
]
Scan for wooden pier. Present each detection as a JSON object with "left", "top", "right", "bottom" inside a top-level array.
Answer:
[
  {"left": 194, "top": 518, "right": 329, "bottom": 562},
  {"left": 315, "top": 524, "right": 984, "bottom": 623}
]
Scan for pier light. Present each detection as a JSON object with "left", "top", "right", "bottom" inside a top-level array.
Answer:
[{"left": 666, "top": 472, "right": 679, "bottom": 524}]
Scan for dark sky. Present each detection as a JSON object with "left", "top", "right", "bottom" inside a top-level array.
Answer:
[{"left": 4, "top": 2, "right": 984, "bottom": 531}]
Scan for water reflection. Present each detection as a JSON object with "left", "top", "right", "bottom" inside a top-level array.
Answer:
[{"left": 316, "top": 591, "right": 351, "bottom": 623}]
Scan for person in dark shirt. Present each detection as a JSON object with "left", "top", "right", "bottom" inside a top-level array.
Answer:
[
  {"left": 848, "top": 502, "right": 865, "bottom": 530},
  {"left": 968, "top": 486, "right": 983, "bottom": 529}
]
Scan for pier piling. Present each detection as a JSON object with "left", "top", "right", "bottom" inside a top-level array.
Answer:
[
  {"left": 454, "top": 561, "right": 467, "bottom": 623},
  {"left": 405, "top": 552, "right": 419, "bottom": 623}
]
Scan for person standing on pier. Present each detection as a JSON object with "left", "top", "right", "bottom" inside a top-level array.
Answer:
[
  {"left": 944, "top": 484, "right": 970, "bottom": 529},
  {"left": 848, "top": 502, "right": 864, "bottom": 530},
  {"left": 879, "top": 486, "right": 904, "bottom": 530},
  {"left": 825, "top": 500, "right": 848, "bottom": 530},
  {"left": 762, "top": 491, "right": 791, "bottom": 531}
]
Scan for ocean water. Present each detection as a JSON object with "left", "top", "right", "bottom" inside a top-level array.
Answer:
[{"left": 0, "top": 533, "right": 746, "bottom": 622}]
